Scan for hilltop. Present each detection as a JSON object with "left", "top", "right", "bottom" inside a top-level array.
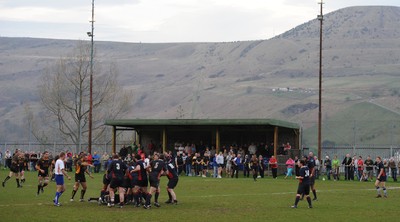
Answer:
[{"left": 0, "top": 6, "right": 399, "bottom": 147}]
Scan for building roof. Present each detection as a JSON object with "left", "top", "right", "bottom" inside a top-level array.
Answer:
[{"left": 105, "top": 119, "right": 300, "bottom": 130}]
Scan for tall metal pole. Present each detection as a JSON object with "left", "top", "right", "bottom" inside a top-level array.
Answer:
[
  {"left": 88, "top": 0, "right": 95, "bottom": 154},
  {"left": 317, "top": 0, "right": 324, "bottom": 161}
]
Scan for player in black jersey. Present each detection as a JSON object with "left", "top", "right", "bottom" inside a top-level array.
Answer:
[
  {"left": 107, "top": 154, "right": 128, "bottom": 208},
  {"left": 307, "top": 152, "right": 317, "bottom": 200},
  {"left": 250, "top": 155, "right": 259, "bottom": 181},
  {"left": 130, "top": 154, "right": 149, "bottom": 208},
  {"left": 2, "top": 150, "right": 23, "bottom": 188},
  {"left": 35, "top": 151, "right": 52, "bottom": 195},
  {"left": 375, "top": 156, "right": 387, "bottom": 198},
  {"left": 144, "top": 153, "right": 165, "bottom": 209},
  {"left": 70, "top": 154, "right": 94, "bottom": 202},
  {"left": 164, "top": 160, "right": 179, "bottom": 205},
  {"left": 291, "top": 159, "right": 312, "bottom": 209}
]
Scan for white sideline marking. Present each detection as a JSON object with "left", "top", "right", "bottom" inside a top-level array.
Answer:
[{"left": 192, "top": 186, "right": 400, "bottom": 198}]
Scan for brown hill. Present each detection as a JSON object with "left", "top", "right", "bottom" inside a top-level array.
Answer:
[{"left": 0, "top": 6, "right": 399, "bottom": 145}]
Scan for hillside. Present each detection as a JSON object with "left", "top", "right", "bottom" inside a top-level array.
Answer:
[{"left": 0, "top": 6, "right": 400, "bottom": 148}]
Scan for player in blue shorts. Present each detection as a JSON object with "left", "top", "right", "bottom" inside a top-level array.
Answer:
[{"left": 53, "top": 152, "right": 71, "bottom": 206}]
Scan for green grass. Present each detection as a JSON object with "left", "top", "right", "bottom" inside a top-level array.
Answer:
[{"left": 0, "top": 169, "right": 399, "bottom": 222}]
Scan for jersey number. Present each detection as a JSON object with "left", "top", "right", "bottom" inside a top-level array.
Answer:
[
  {"left": 305, "top": 170, "right": 310, "bottom": 177},
  {"left": 154, "top": 162, "right": 159, "bottom": 169},
  {"left": 116, "top": 163, "right": 120, "bottom": 170},
  {"left": 168, "top": 163, "right": 175, "bottom": 169}
]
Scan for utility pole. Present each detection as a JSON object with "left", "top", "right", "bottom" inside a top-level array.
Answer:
[
  {"left": 317, "top": 0, "right": 324, "bottom": 161},
  {"left": 87, "top": 0, "right": 95, "bottom": 154}
]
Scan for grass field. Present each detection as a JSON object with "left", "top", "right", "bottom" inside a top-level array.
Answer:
[{"left": 0, "top": 169, "right": 399, "bottom": 222}]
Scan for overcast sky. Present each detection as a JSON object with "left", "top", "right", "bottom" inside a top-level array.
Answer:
[{"left": 0, "top": 0, "right": 399, "bottom": 43}]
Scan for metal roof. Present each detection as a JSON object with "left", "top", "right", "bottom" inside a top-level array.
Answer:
[{"left": 105, "top": 119, "right": 299, "bottom": 129}]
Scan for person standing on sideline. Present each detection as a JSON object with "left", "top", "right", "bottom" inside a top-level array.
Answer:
[
  {"left": 375, "top": 156, "right": 387, "bottom": 198},
  {"left": 342, "top": 154, "right": 352, "bottom": 180},
  {"left": 357, "top": 156, "right": 364, "bottom": 181},
  {"left": 291, "top": 159, "right": 312, "bottom": 209},
  {"left": 53, "top": 152, "right": 71, "bottom": 206},
  {"left": 232, "top": 153, "right": 241, "bottom": 178},
  {"left": 332, "top": 155, "right": 340, "bottom": 181},
  {"left": 388, "top": 158, "right": 397, "bottom": 182},
  {"left": 269, "top": 156, "right": 278, "bottom": 179},
  {"left": 92, "top": 152, "right": 101, "bottom": 173},
  {"left": 285, "top": 157, "right": 295, "bottom": 179},
  {"left": 364, "top": 155, "right": 374, "bottom": 181},
  {"left": 258, "top": 155, "right": 265, "bottom": 178},
  {"left": 324, "top": 156, "right": 332, "bottom": 180},
  {"left": 35, "top": 151, "right": 52, "bottom": 195},
  {"left": 70, "top": 154, "right": 94, "bottom": 202},
  {"left": 216, "top": 152, "right": 224, "bottom": 178}
]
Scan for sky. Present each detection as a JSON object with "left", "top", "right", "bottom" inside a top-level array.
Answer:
[{"left": 0, "top": 0, "right": 399, "bottom": 43}]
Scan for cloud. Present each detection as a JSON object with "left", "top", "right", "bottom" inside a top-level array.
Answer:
[{"left": 0, "top": 0, "right": 399, "bottom": 42}]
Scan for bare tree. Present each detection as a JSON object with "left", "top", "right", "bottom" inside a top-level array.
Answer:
[{"left": 36, "top": 42, "right": 131, "bottom": 153}]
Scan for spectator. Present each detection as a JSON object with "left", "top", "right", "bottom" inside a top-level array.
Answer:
[
  {"left": 5, "top": 150, "right": 12, "bottom": 169},
  {"left": 388, "top": 158, "right": 397, "bottom": 182},
  {"left": 365, "top": 156, "right": 374, "bottom": 181},
  {"left": 342, "top": 154, "right": 352, "bottom": 180},
  {"left": 258, "top": 155, "right": 265, "bottom": 178},
  {"left": 231, "top": 153, "right": 241, "bottom": 178},
  {"left": 324, "top": 156, "right": 332, "bottom": 180},
  {"left": 285, "top": 157, "right": 295, "bottom": 179},
  {"left": 294, "top": 156, "right": 300, "bottom": 176},
  {"left": 332, "top": 155, "right": 340, "bottom": 181},
  {"left": 225, "top": 152, "right": 233, "bottom": 178},
  {"left": 357, "top": 156, "right": 364, "bottom": 181},
  {"left": 101, "top": 152, "right": 109, "bottom": 171},
  {"left": 284, "top": 142, "right": 291, "bottom": 155},
  {"left": 216, "top": 152, "right": 224, "bottom": 178},
  {"left": 92, "top": 151, "right": 101, "bottom": 173},
  {"left": 185, "top": 153, "right": 192, "bottom": 176},
  {"left": 314, "top": 156, "right": 321, "bottom": 179},
  {"left": 269, "top": 156, "right": 278, "bottom": 179},
  {"left": 248, "top": 143, "right": 257, "bottom": 155},
  {"left": 86, "top": 153, "right": 93, "bottom": 173},
  {"left": 243, "top": 154, "right": 251, "bottom": 178}
]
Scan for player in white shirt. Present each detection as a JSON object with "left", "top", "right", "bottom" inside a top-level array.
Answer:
[{"left": 53, "top": 152, "right": 71, "bottom": 206}]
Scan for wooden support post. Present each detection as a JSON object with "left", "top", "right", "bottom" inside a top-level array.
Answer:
[
  {"left": 274, "top": 126, "right": 278, "bottom": 156},
  {"left": 216, "top": 128, "right": 220, "bottom": 153},
  {"left": 112, "top": 126, "right": 116, "bottom": 155},
  {"left": 162, "top": 128, "right": 167, "bottom": 153}
]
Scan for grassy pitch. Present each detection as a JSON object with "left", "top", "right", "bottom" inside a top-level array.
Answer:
[{"left": 0, "top": 170, "right": 399, "bottom": 222}]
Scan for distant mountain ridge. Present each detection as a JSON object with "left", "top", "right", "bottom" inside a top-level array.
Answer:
[{"left": 0, "top": 6, "right": 399, "bottom": 147}]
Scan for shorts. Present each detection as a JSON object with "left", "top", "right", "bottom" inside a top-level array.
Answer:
[
  {"left": 122, "top": 177, "right": 130, "bottom": 188},
  {"left": 218, "top": 164, "right": 224, "bottom": 168},
  {"left": 10, "top": 165, "right": 19, "bottom": 173},
  {"left": 297, "top": 183, "right": 310, "bottom": 195},
  {"left": 378, "top": 176, "right": 387, "bottom": 182},
  {"left": 149, "top": 176, "right": 160, "bottom": 188},
  {"left": 136, "top": 179, "right": 148, "bottom": 188},
  {"left": 38, "top": 171, "right": 49, "bottom": 178},
  {"left": 110, "top": 178, "right": 124, "bottom": 189},
  {"left": 167, "top": 178, "right": 179, "bottom": 189},
  {"left": 19, "top": 165, "right": 24, "bottom": 172},
  {"left": 103, "top": 174, "right": 111, "bottom": 185},
  {"left": 55, "top": 175, "right": 64, "bottom": 185},
  {"left": 75, "top": 174, "right": 86, "bottom": 183}
]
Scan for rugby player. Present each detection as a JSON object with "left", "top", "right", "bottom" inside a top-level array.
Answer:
[
  {"left": 164, "top": 160, "right": 179, "bottom": 205},
  {"left": 130, "top": 154, "right": 149, "bottom": 208},
  {"left": 144, "top": 153, "right": 165, "bottom": 209},
  {"left": 70, "top": 154, "right": 94, "bottom": 202},
  {"left": 107, "top": 154, "right": 128, "bottom": 208},
  {"left": 291, "top": 159, "right": 312, "bottom": 209},
  {"left": 53, "top": 152, "right": 72, "bottom": 207},
  {"left": 2, "top": 149, "right": 23, "bottom": 188},
  {"left": 375, "top": 156, "right": 387, "bottom": 198},
  {"left": 35, "top": 151, "right": 52, "bottom": 195}
]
